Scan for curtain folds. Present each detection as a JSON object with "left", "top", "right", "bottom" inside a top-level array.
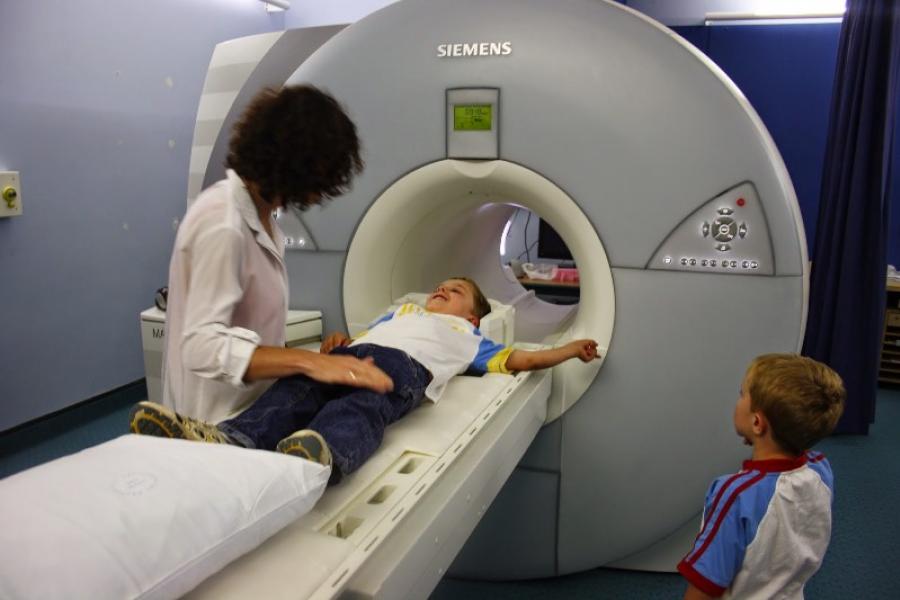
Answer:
[{"left": 802, "top": 0, "right": 900, "bottom": 434}]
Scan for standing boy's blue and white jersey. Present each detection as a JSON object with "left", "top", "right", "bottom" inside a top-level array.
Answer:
[
  {"left": 349, "top": 303, "right": 513, "bottom": 402},
  {"left": 678, "top": 451, "right": 834, "bottom": 599}
]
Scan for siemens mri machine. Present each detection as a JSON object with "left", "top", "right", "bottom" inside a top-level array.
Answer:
[{"left": 183, "top": 0, "right": 808, "bottom": 598}]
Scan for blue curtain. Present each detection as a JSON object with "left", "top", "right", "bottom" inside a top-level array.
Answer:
[{"left": 802, "top": 0, "right": 900, "bottom": 434}]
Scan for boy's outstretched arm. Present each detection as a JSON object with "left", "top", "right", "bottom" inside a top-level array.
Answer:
[{"left": 505, "top": 339, "right": 599, "bottom": 372}]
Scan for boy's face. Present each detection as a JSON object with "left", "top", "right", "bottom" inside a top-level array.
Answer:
[
  {"left": 425, "top": 279, "right": 479, "bottom": 326},
  {"left": 733, "top": 375, "right": 757, "bottom": 446}
]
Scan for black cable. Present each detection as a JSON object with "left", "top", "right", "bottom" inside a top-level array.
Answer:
[
  {"left": 524, "top": 210, "right": 532, "bottom": 262},
  {"left": 516, "top": 240, "right": 538, "bottom": 260}
]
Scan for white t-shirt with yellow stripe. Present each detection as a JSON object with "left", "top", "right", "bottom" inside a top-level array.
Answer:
[{"left": 349, "top": 303, "right": 513, "bottom": 402}]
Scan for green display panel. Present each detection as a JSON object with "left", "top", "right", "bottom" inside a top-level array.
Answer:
[{"left": 454, "top": 104, "right": 493, "bottom": 131}]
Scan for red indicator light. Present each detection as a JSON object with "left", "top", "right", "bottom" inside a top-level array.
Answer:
[{"left": 736, "top": 198, "right": 746, "bottom": 207}]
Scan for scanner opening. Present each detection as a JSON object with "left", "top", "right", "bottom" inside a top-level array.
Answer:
[
  {"left": 500, "top": 207, "right": 580, "bottom": 308},
  {"left": 344, "top": 159, "right": 614, "bottom": 420}
]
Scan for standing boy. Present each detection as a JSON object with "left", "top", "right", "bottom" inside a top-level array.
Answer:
[{"left": 679, "top": 353, "right": 846, "bottom": 599}]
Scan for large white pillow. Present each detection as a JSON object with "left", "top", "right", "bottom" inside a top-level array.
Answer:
[{"left": 0, "top": 434, "right": 329, "bottom": 600}]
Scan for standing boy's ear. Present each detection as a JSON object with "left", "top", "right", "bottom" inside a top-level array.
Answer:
[{"left": 752, "top": 412, "right": 767, "bottom": 437}]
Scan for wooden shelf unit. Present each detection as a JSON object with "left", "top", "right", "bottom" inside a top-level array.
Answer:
[{"left": 879, "top": 279, "right": 900, "bottom": 384}]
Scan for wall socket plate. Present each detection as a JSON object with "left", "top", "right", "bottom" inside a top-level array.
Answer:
[{"left": 0, "top": 171, "right": 22, "bottom": 218}]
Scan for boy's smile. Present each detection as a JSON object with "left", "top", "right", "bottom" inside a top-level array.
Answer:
[{"left": 425, "top": 279, "right": 479, "bottom": 326}]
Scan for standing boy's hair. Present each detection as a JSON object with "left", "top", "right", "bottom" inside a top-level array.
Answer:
[
  {"left": 745, "top": 353, "right": 846, "bottom": 455},
  {"left": 227, "top": 84, "right": 364, "bottom": 209},
  {"left": 451, "top": 276, "right": 492, "bottom": 320}
]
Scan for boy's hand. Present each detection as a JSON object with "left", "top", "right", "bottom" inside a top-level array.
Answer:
[
  {"left": 566, "top": 339, "right": 600, "bottom": 362},
  {"left": 320, "top": 332, "right": 351, "bottom": 354}
]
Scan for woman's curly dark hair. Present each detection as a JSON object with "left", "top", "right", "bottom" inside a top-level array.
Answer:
[{"left": 227, "top": 85, "right": 364, "bottom": 209}]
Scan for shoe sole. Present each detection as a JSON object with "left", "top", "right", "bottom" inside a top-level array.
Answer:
[
  {"left": 276, "top": 431, "right": 333, "bottom": 467},
  {"left": 129, "top": 403, "right": 188, "bottom": 440}
]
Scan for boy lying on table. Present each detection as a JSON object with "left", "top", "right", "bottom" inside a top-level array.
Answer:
[{"left": 131, "top": 277, "right": 599, "bottom": 484}]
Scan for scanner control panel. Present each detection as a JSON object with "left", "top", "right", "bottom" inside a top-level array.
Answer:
[{"left": 649, "top": 182, "right": 774, "bottom": 275}]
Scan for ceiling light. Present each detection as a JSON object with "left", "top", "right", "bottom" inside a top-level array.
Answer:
[{"left": 260, "top": 0, "right": 290, "bottom": 12}]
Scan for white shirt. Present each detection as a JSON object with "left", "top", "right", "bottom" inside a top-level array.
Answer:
[
  {"left": 350, "top": 303, "right": 511, "bottom": 402},
  {"left": 162, "top": 170, "right": 287, "bottom": 422}
]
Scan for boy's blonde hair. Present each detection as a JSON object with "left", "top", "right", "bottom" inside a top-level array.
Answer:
[
  {"left": 450, "top": 276, "right": 492, "bottom": 320},
  {"left": 745, "top": 353, "right": 846, "bottom": 455}
]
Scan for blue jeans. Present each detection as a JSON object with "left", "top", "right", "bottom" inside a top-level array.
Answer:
[{"left": 218, "top": 344, "right": 431, "bottom": 478}]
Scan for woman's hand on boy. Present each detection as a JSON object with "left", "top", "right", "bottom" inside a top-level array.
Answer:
[{"left": 311, "top": 354, "right": 394, "bottom": 393}]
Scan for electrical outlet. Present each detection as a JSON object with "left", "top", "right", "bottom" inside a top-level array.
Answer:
[{"left": 0, "top": 171, "right": 22, "bottom": 218}]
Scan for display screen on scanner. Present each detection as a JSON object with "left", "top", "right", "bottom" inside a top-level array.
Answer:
[{"left": 454, "top": 104, "right": 492, "bottom": 130}]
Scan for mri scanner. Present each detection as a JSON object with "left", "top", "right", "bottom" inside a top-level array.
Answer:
[{"left": 182, "top": 0, "right": 808, "bottom": 597}]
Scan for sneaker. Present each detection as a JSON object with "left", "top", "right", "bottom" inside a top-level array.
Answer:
[
  {"left": 129, "top": 401, "right": 233, "bottom": 444},
  {"left": 276, "top": 429, "right": 333, "bottom": 468}
]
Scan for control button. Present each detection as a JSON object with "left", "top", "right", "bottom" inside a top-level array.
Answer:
[
  {"left": 742, "top": 260, "right": 749, "bottom": 269},
  {"left": 701, "top": 259, "right": 708, "bottom": 267},
  {"left": 750, "top": 260, "right": 759, "bottom": 269},
  {"left": 712, "top": 217, "right": 737, "bottom": 242},
  {"left": 710, "top": 259, "right": 717, "bottom": 267},
  {"left": 736, "top": 198, "right": 746, "bottom": 207},
  {"left": 701, "top": 222, "right": 710, "bottom": 237},
  {"left": 717, "top": 207, "right": 734, "bottom": 215},
  {"left": 716, "top": 243, "right": 731, "bottom": 252},
  {"left": 663, "top": 256, "right": 673, "bottom": 264},
  {"left": 730, "top": 260, "right": 738, "bottom": 268},
  {"left": 689, "top": 258, "right": 696, "bottom": 266},
  {"left": 681, "top": 258, "right": 688, "bottom": 266},
  {"left": 739, "top": 223, "right": 748, "bottom": 238},
  {"left": 722, "top": 261, "right": 729, "bottom": 268}
]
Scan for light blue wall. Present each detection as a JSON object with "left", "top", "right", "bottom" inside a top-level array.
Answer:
[
  {"left": 0, "top": 0, "right": 281, "bottom": 431},
  {"left": 284, "top": 0, "right": 398, "bottom": 27},
  {"left": 0, "top": 0, "right": 404, "bottom": 432}
]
